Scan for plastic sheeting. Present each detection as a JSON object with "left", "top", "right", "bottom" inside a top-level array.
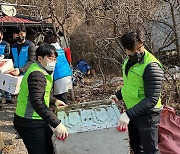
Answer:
[{"left": 159, "top": 106, "right": 180, "bottom": 154}]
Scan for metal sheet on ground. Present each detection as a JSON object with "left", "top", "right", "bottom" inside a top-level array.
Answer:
[{"left": 53, "top": 100, "right": 129, "bottom": 154}]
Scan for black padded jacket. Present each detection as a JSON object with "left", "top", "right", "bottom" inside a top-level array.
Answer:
[
  {"left": 14, "top": 71, "right": 60, "bottom": 128},
  {"left": 116, "top": 61, "right": 164, "bottom": 120}
]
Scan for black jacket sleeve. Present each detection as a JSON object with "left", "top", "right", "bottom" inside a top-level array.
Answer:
[
  {"left": 4, "top": 43, "right": 10, "bottom": 58},
  {"left": 126, "top": 62, "right": 164, "bottom": 120},
  {"left": 50, "top": 94, "right": 57, "bottom": 105},
  {"left": 115, "top": 89, "right": 123, "bottom": 100},
  {"left": 19, "top": 42, "right": 36, "bottom": 74},
  {"left": 28, "top": 71, "right": 60, "bottom": 128}
]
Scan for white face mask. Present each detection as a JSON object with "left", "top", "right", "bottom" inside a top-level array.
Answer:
[{"left": 44, "top": 61, "right": 56, "bottom": 71}]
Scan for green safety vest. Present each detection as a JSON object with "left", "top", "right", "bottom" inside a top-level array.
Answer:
[
  {"left": 15, "top": 62, "right": 53, "bottom": 120},
  {"left": 121, "top": 49, "right": 162, "bottom": 109}
]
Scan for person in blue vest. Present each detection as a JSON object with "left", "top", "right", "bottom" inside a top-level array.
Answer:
[
  {"left": 44, "top": 34, "right": 73, "bottom": 103},
  {"left": 9, "top": 26, "right": 36, "bottom": 76},
  {"left": 0, "top": 30, "right": 11, "bottom": 108},
  {"left": 8, "top": 26, "right": 36, "bottom": 103},
  {"left": 110, "top": 29, "right": 164, "bottom": 154}
]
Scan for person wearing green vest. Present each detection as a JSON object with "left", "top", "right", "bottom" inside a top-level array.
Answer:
[
  {"left": 13, "top": 44, "right": 68, "bottom": 154},
  {"left": 110, "top": 29, "right": 164, "bottom": 154}
]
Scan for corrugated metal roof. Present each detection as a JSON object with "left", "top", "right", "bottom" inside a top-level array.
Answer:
[
  {"left": 57, "top": 99, "right": 121, "bottom": 134},
  {"left": 0, "top": 16, "right": 39, "bottom": 23}
]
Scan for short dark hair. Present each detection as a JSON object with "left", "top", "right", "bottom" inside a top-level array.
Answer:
[
  {"left": 44, "top": 34, "right": 57, "bottom": 44},
  {"left": 36, "top": 43, "right": 58, "bottom": 60},
  {"left": 44, "top": 34, "right": 51, "bottom": 44},
  {"left": 13, "top": 26, "right": 26, "bottom": 34},
  {"left": 50, "top": 34, "right": 58, "bottom": 43},
  {"left": 120, "top": 29, "right": 145, "bottom": 51}
]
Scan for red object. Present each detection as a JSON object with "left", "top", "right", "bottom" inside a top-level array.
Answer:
[
  {"left": 117, "top": 126, "right": 126, "bottom": 132},
  {"left": 57, "top": 134, "right": 68, "bottom": 141},
  {"left": 158, "top": 106, "right": 180, "bottom": 154},
  {"left": 0, "top": 61, "right": 6, "bottom": 67},
  {"left": 0, "top": 16, "right": 39, "bottom": 23},
  {"left": 64, "top": 47, "right": 72, "bottom": 62}
]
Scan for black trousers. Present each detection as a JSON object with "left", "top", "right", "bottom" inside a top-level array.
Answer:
[
  {"left": 14, "top": 124, "right": 54, "bottom": 154},
  {"left": 128, "top": 111, "right": 161, "bottom": 154},
  {"left": 54, "top": 92, "right": 68, "bottom": 103}
]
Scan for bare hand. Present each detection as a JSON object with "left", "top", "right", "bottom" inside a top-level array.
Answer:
[
  {"left": 109, "top": 95, "right": 119, "bottom": 103},
  {"left": 10, "top": 68, "right": 20, "bottom": 76},
  {"left": 55, "top": 100, "right": 67, "bottom": 109}
]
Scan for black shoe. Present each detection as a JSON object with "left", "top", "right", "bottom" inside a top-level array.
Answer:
[{"left": 6, "top": 99, "right": 13, "bottom": 104}]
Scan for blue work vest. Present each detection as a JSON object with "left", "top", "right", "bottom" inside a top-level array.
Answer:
[
  {"left": 0, "top": 44, "right": 6, "bottom": 55},
  {"left": 53, "top": 48, "right": 72, "bottom": 81},
  {"left": 11, "top": 46, "right": 29, "bottom": 68}
]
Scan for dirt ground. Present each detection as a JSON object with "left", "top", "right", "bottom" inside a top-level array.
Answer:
[
  {"left": 0, "top": 100, "right": 27, "bottom": 154},
  {"left": 0, "top": 75, "right": 179, "bottom": 154}
]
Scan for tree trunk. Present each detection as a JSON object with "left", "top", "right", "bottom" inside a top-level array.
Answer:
[{"left": 169, "top": 1, "right": 180, "bottom": 60}]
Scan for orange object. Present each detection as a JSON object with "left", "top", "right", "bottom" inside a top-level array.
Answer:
[{"left": 0, "top": 61, "right": 6, "bottom": 67}]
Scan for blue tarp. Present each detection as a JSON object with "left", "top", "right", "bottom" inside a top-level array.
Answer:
[{"left": 76, "top": 59, "right": 90, "bottom": 74}]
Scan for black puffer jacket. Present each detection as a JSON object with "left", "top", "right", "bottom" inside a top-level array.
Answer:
[
  {"left": 116, "top": 59, "right": 164, "bottom": 120},
  {"left": 14, "top": 70, "right": 60, "bottom": 128}
]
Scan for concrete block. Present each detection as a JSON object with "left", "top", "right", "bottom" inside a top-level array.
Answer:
[{"left": 53, "top": 100, "right": 129, "bottom": 154}]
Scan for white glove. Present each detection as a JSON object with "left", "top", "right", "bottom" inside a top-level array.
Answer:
[
  {"left": 55, "top": 100, "right": 67, "bottom": 109},
  {"left": 117, "top": 112, "right": 130, "bottom": 132},
  {"left": 109, "top": 95, "right": 119, "bottom": 103},
  {"left": 54, "top": 123, "right": 68, "bottom": 141},
  {"left": 0, "top": 55, "right": 4, "bottom": 60}
]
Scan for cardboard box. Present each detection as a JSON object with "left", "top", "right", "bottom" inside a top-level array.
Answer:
[
  {"left": 0, "top": 74, "right": 23, "bottom": 94},
  {"left": 0, "top": 59, "right": 14, "bottom": 74},
  {"left": 52, "top": 100, "right": 129, "bottom": 154}
]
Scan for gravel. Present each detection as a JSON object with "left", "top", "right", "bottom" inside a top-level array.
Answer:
[{"left": 0, "top": 101, "right": 27, "bottom": 154}]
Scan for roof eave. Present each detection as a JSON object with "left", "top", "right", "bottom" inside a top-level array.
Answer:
[{"left": 0, "top": 22, "right": 53, "bottom": 27}]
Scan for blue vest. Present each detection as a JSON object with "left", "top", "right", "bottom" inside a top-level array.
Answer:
[
  {"left": 11, "top": 46, "right": 29, "bottom": 68},
  {"left": 53, "top": 48, "right": 72, "bottom": 80},
  {"left": 0, "top": 44, "right": 6, "bottom": 55}
]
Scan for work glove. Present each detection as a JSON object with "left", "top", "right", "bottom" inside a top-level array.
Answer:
[
  {"left": 117, "top": 112, "right": 130, "bottom": 132},
  {"left": 54, "top": 123, "right": 69, "bottom": 141},
  {"left": 55, "top": 100, "right": 67, "bottom": 110},
  {"left": 109, "top": 95, "right": 119, "bottom": 103},
  {"left": 0, "top": 55, "right": 4, "bottom": 60}
]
